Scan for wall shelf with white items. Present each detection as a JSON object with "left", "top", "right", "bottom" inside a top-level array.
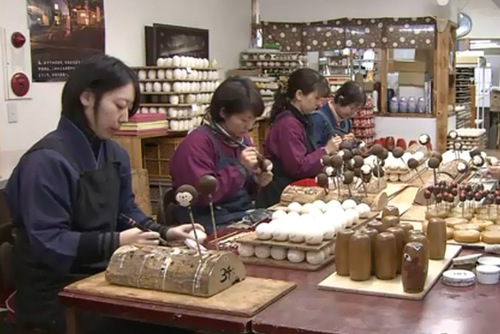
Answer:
[
  {"left": 240, "top": 49, "right": 308, "bottom": 76},
  {"left": 132, "top": 56, "right": 221, "bottom": 132}
]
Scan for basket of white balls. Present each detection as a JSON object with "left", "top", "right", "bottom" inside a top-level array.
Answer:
[{"left": 236, "top": 199, "right": 374, "bottom": 271}]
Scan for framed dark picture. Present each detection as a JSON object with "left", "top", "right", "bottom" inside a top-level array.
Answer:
[{"left": 145, "top": 24, "right": 209, "bottom": 66}]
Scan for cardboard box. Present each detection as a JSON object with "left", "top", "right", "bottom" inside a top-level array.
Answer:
[
  {"left": 393, "top": 60, "right": 426, "bottom": 73},
  {"left": 398, "top": 72, "right": 425, "bottom": 87}
]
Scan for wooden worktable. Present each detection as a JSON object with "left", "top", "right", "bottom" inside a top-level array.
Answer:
[
  {"left": 60, "top": 248, "right": 500, "bottom": 334},
  {"left": 250, "top": 251, "right": 500, "bottom": 334}
]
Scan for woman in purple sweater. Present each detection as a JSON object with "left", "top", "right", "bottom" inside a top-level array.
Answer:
[
  {"left": 169, "top": 78, "right": 272, "bottom": 232},
  {"left": 256, "top": 68, "right": 342, "bottom": 208}
]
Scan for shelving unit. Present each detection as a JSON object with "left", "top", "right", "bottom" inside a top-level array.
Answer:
[
  {"left": 131, "top": 61, "right": 221, "bottom": 133},
  {"left": 239, "top": 50, "right": 308, "bottom": 76},
  {"left": 352, "top": 95, "right": 375, "bottom": 144}
]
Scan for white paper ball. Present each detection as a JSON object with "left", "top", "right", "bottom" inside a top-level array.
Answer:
[
  {"left": 321, "top": 222, "right": 336, "bottom": 240},
  {"left": 255, "top": 223, "right": 273, "bottom": 240},
  {"left": 355, "top": 203, "right": 371, "bottom": 218},
  {"left": 326, "top": 200, "right": 342, "bottom": 211},
  {"left": 300, "top": 203, "right": 315, "bottom": 214},
  {"left": 287, "top": 211, "right": 300, "bottom": 220},
  {"left": 272, "top": 224, "right": 288, "bottom": 241},
  {"left": 287, "top": 249, "right": 305, "bottom": 263},
  {"left": 288, "top": 202, "right": 302, "bottom": 213},
  {"left": 288, "top": 226, "right": 305, "bottom": 243},
  {"left": 254, "top": 245, "right": 271, "bottom": 259},
  {"left": 306, "top": 250, "right": 326, "bottom": 265},
  {"left": 346, "top": 209, "right": 360, "bottom": 225},
  {"left": 313, "top": 200, "right": 327, "bottom": 212},
  {"left": 272, "top": 210, "right": 287, "bottom": 220},
  {"left": 308, "top": 208, "right": 323, "bottom": 219},
  {"left": 270, "top": 247, "right": 287, "bottom": 260},
  {"left": 342, "top": 199, "right": 357, "bottom": 211},
  {"left": 238, "top": 244, "right": 254, "bottom": 257},
  {"left": 304, "top": 229, "right": 323, "bottom": 245}
]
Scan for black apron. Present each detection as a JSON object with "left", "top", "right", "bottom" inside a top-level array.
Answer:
[
  {"left": 173, "top": 126, "right": 253, "bottom": 233},
  {"left": 256, "top": 110, "right": 317, "bottom": 209},
  {"left": 12, "top": 136, "right": 121, "bottom": 333}
]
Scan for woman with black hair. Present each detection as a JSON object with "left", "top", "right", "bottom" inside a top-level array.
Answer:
[
  {"left": 169, "top": 77, "right": 272, "bottom": 232},
  {"left": 255, "top": 68, "right": 342, "bottom": 208},
  {"left": 312, "top": 81, "right": 366, "bottom": 146},
  {"left": 3, "top": 55, "right": 199, "bottom": 334}
]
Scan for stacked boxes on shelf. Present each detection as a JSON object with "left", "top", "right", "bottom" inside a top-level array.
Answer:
[{"left": 352, "top": 95, "right": 375, "bottom": 144}]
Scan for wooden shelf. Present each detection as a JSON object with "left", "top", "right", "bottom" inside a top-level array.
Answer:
[{"left": 376, "top": 113, "right": 434, "bottom": 118}]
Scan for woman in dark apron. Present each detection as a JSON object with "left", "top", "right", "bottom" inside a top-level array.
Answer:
[
  {"left": 3, "top": 55, "right": 200, "bottom": 334},
  {"left": 169, "top": 78, "right": 272, "bottom": 233},
  {"left": 255, "top": 68, "right": 342, "bottom": 208},
  {"left": 312, "top": 81, "right": 366, "bottom": 147}
]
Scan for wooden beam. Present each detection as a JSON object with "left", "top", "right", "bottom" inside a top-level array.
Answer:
[
  {"left": 435, "top": 22, "right": 451, "bottom": 153},
  {"left": 380, "top": 49, "right": 388, "bottom": 113}
]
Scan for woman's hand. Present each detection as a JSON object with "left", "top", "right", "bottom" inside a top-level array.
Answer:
[
  {"left": 119, "top": 228, "right": 160, "bottom": 246},
  {"left": 325, "top": 135, "right": 342, "bottom": 154},
  {"left": 239, "top": 147, "right": 259, "bottom": 171},
  {"left": 343, "top": 133, "right": 355, "bottom": 142},
  {"left": 255, "top": 171, "right": 273, "bottom": 187},
  {"left": 166, "top": 223, "right": 206, "bottom": 241}
]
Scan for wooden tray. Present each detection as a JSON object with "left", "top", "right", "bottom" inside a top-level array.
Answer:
[
  {"left": 63, "top": 272, "right": 296, "bottom": 317},
  {"left": 381, "top": 186, "right": 421, "bottom": 217},
  {"left": 317, "top": 245, "right": 462, "bottom": 300},
  {"left": 242, "top": 253, "right": 335, "bottom": 271},
  {"left": 237, "top": 232, "right": 333, "bottom": 251},
  {"left": 400, "top": 205, "right": 427, "bottom": 222}
]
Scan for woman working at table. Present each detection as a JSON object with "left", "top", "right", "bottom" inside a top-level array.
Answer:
[
  {"left": 255, "top": 68, "right": 342, "bottom": 208},
  {"left": 3, "top": 55, "right": 198, "bottom": 334},
  {"left": 312, "top": 81, "right": 366, "bottom": 147},
  {"left": 169, "top": 77, "right": 273, "bottom": 232}
]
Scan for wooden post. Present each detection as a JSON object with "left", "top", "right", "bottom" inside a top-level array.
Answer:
[
  {"left": 380, "top": 49, "right": 388, "bottom": 113},
  {"left": 470, "top": 84, "right": 476, "bottom": 128},
  {"left": 434, "top": 20, "right": 451, "bottom": 153}
]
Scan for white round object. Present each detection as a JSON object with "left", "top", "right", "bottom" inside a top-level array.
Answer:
[
  {"left": 441, "top": 269, "right": 475, "bottom": 287},
  {"left": 172, "top": 55, "right": 181, "bottom": 67},
  {"left": 306, "top": 250, "right": 326, "bottom": 265},
  {"left": 288, "top": 202, "right": 302, "bottom": 213},
  {"left": 288, "top": 226, "right": 305, "bottom": 243},
  {"left": 165, "top": 70, "right": 173, "bottom": 80},
  {"left": 270, "top": 247, "right": 287, "bottom": 261},
  {"left": 356, "top": 203, "right": 371, "bottom": 218},
  {"left": 255, "top": 223, "right": 273, "bottom": 240},
  {"left": 304, "top": 229, "right": 323, "bottom": 245},
  {"left": 313, "top": 200, "right": 327, "bottom": 212},
  {"left": 308, "top": 208, "right": 323, "bottom": 219},
  {"left": 272, "top": 224, "right": 288, "bottom": 241},
  {"left": 344, "top": 212, "right": 354, "bottom": 228},
  {"left": 321, "top": 222, "right": 336, "bottom": 240},
  {"left": 342, "top": 199, "right": 357, "bottom": 211},
  {"left": 139, "top": 83, "right": 145, "bottom": 93},
  {"left": 144, "top": 82, "right": 153, "bottom": 92},
  {"left": 238, "top": 244, "right": 254, "bottom": 257},
  {"left": 413, "top": 151, "right": 425, "bottom": 162},
  {"left": 346, "top": 209, "right": 360, "bottom": 225},
  {"left": 300, "top": 203, "right": 315, "bottom": 214},
  {"left": 157, "top": 69, "right": 165, "bottom": 79},
  {"left": 162, "top": 82, "right": 171, "bottom": 92},
  {"left": 287, "top": 211, "right": 300, "bottom": 221},
  {"left": 272, "top": 210, "right": 287, "bottom": 220},
  {"left": 478, "top": 256, "right": 500, "bottom": 267},
  {"left": 147, "top": 70, "right": 156, "bottom": 80},
  {"left": 254, "top": 245, "right": 271, "bottom": 259},
  {"left": 165, "top": 58, "right": 173, "bottom": 67},
  {"left": 137, "top": 70, "right": 147, "bottom": 80},
  {"left": 321, "top": 247, "right": 330, "bottom": 259},
  {"left": 326, "top": 200, "right": 342, "bottom": 211},
  {"left": 287, "top": 249, "right": 305, "bottom": 263},
  {"left": 153, "top": 82, "right": 162, "bottom": 92},
  {"left": 476, "top": 265, "right": 500, "bottom": 285}
]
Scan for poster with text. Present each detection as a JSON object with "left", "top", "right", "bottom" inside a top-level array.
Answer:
[{"left": 27, "top": 0, "right": 105, "bottom": 82}]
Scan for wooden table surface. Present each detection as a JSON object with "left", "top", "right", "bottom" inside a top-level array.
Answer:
[
  {"left": 60, "top": 249, "right": 500, "bottom": 334},
  {"left": 248, "top": 250, "right": 500, "bottom": 334}
]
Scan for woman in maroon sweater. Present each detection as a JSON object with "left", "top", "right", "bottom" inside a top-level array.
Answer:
[{"left": 256, "top": 68, "right": 341, "bottom": 208}]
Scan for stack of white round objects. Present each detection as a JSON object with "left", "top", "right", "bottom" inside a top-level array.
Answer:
[
  {"left": 156, "top": 56, "right": 213, "bottom": 69},
  {"left": 238, "top": 200, "right": 371, "bottom": 265}
]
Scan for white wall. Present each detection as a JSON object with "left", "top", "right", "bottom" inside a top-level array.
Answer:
[
  {"left": 0, "top": 0, "right": 250, "bottom": 151},
  {"left": 259, "top": 0, "right": 458, "bottom": 22},
  {"left": 463, "top": 0, "right": 500, "bottom": 38}
]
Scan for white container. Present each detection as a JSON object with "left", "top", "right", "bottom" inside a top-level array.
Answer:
[
  {"left": 476, "top": 265, "right": 500, "bottom": 285},
  {"left": 477, "top": 256, "right": 500, "bottom": 267}
]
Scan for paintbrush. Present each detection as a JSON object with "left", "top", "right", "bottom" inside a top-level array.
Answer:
[{"left": 120, "top": 213, "right": 168, "bottom": 246}]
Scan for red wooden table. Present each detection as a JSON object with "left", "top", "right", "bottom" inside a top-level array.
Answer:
[{"left": 248, "top": 252, "right": 500, "bottom": 334}]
